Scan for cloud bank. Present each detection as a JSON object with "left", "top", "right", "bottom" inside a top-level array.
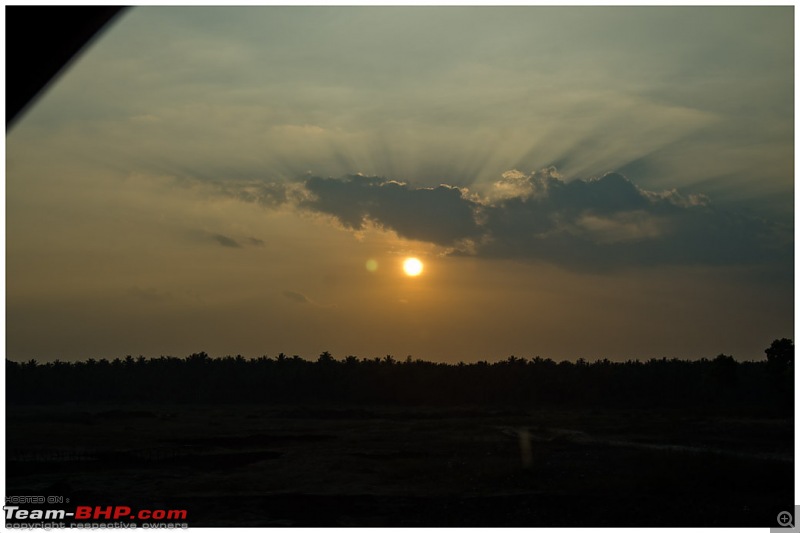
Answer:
[
  {"left": 301, "top": 175, "right": 481, "bottom": 247},
  {"left": 228, "top": 169, "right": 791, "bottom": 272}
]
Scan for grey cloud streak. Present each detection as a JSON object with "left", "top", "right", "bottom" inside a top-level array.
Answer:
[
  {"left": 235, "top": 170, "right": 791, "bottom": 272},
  {"left": 283, "top": 290, "right": 311, "bottom": 304},
  {"left": 212, "top": 233, "right": 242, "bottom": 248}
]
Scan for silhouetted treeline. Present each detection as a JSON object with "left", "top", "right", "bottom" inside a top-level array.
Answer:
[{"left": 7, "top": 340, "right": 793, "bottom": 414}]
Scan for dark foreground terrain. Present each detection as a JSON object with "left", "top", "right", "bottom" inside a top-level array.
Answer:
[{"left": 6, "top": 403, "right": 793, "bottom": 527}]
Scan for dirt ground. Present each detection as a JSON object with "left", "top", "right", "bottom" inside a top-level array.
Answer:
[{"left": 6, "top": 403, "right": 793, "bottom": 527}]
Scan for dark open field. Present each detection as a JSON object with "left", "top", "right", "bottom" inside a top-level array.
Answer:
[{"left": 6, "top": 403, "right": 793, "bottom": 527}]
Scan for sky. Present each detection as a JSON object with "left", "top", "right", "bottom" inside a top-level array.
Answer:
[{"left": 5, "top": 6, "right": 794, "bottom": 363}]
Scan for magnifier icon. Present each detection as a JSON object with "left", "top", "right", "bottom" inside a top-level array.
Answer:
[{"left": 778, "top": 511, "right": 794, "bottom": 528}]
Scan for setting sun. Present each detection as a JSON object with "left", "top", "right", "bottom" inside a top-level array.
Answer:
[{"left": 403, "top": 257, "right": 423, "bottom": 276}]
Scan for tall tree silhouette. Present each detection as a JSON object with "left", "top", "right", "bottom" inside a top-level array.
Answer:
[{"left": 765, "top": 338, "right": 793, "bottom": 369}]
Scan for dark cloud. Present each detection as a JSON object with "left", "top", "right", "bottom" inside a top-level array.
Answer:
[
  {"left": 227, "top": 170, "right": 790, "bottom": 272},
  {"left": 477, "top": 170, "right": 791, "bottom": 271},
  {"left": 212, "top": 234, "right": 241, "bottom": 248},
  {"left": 283, "top": 290, "right": 311, "bottom": 304},
  {"left": 198, "top": 231, "right": 264, "bottom": 249},
  {"left": 217, "top": 180, "right": 289, "bottom": 208},
  {"left": 301, "top": 174, "right": 481, "bottom": 246},
  {"left": 128, "top": 286, "right": 170, "bottom": 303}
]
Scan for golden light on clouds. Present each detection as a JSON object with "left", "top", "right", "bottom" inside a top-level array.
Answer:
[{"left": 403, "top": 258, "right": 423, "bottom": 277}]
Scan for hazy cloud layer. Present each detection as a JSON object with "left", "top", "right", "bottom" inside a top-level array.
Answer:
[
  {"left": 16, "top": 7, "right": 791, "bottom": 218},
  {"left": 248, "top": 170, "right": 790, "bottom": 271}
]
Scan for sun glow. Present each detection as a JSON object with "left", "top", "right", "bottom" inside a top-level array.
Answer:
[{"left": 403, "top": 257, "right": 423, "bottom": 276}]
